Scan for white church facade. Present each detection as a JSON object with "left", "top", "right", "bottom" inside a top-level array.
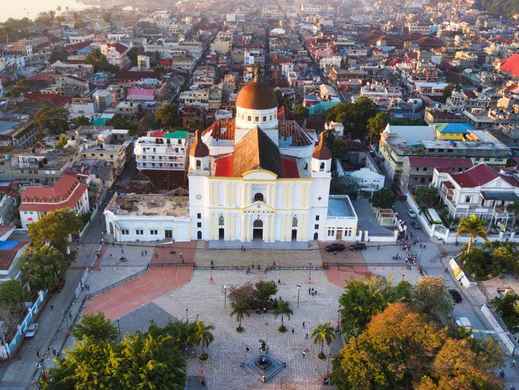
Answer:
[{"left": 105, "top": 81, "right": 358, "bottom": 243}]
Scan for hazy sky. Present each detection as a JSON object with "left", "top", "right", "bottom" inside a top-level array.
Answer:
[{"left": 1, "top": 0, "right": 89, "bottom": 22}]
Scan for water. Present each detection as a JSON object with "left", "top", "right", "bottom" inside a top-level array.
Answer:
[{"left": 1, "top": 0, "right": 92, "bottom": 22}]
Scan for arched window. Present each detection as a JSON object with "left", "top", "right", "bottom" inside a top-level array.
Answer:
[
  {"left": 253, "top": 219, "right": 263, "bottom": 228},
  {"left": 254, "top": 193, "right": 264, "bottom": 202},
  {"left": 292, "top": 217, "right": 298, "bottom": 227},
  {"left": 196, "top": 159, "right": 201, "bottom": 169},
  {"left": 218, "top": 215, "right": 224, "bottom": 226},
  {"left": 320, "top": 162, "right": 325, "bottom": 171}
]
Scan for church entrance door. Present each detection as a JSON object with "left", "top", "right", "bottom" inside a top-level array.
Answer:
[{"left": 253, "top": 219, "right": 263, "bottom": 241}]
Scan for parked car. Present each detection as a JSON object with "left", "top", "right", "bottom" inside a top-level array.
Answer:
[
  {"left": 24, "top": 323, "right": 39, "bottom": 339},
  {"left": 449, "top": 289, "right": 462, "bottom": 304},
  {"left": 455, "top": 317, "right": 472, "bottom": 331},
  {"left": 408, "top": 209, "right": 417, "bottom": 219},
  {"left": 325, "top": 243, "right": 346, "bottom": 252},
  {"left": 349, "top": 242, "right": 367, "bottom": 251}
]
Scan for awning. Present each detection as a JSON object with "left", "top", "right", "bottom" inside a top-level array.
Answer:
[{"left": 481, "top": 191, "right": 519, "bottom": 202}]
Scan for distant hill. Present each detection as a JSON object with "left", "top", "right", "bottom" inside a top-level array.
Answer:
[{"left": 479, "top": 0, "right": 519, "bottom": 17}]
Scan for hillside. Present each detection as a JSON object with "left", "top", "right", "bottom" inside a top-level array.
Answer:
[{"left": 479, "top": 0, "right": 519, "bottom": 17}]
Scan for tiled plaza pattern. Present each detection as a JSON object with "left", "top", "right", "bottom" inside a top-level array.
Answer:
[{"left": 153, "top": 270, "right": 344, "bottom": 390}]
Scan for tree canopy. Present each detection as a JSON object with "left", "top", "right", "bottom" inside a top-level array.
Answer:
[
  {"left": 28, "top": 209, "right": 82, "bottom": 255},
  {"left": 0, "top": 279, "right": 27, "bottom": 316},
  {"left": 326, "top": 97, "right": 378, "bottom": 139},
  {"left": 371, "top": 188, "right": 396, "bottom": 209},
  {"left": 34, "top": 106, "right": 69, "bottom": 135},
  {"left": 457, "top": 214, "right": 488, "bottom": 254},
  {"left": 85, "top": 48, "right": 119, "bottom": 73},
  {"left": 72, "top": 313, "right": 118, "bottom": 343},
  {"left": 155, "top": 103, "right": 178, "bottom": 129},
  {"left": 20, "top": 245, "right": 68, "bottom": 293}
]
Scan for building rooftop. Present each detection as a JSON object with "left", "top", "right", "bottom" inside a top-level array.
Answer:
[
  {"left": 327, "top": 196, "right": 356, "bottom": 218},
  {"left": 106, "top": 193, "right": 189, "bottom": 217}
]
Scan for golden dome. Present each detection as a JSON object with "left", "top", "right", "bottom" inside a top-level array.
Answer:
[{"left": 236, "top": 82, "right": 277, "bottom": 110}]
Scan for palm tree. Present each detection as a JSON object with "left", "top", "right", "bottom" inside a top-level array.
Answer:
[
  {"left": 230, "top": 301, "right": 249, "bottom": 332},
  {"left": 457, "top": 214, "right": 487, "bottom": 254},
  {"left": 193, "top": 320, "right": 214, "bottom": 360},
  {"left": 272, "top": 298, "right": 293, "bottom": 332},
  {"left": 311, "top": 322, "right": 336, "bottom": 359}
]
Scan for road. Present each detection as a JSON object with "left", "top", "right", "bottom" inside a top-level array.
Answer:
[
  {"left": 393, "top": 200, "right": 519, "bottom": 387},
  {"left": 0, "top": 193, "right": 109, "bottom": 389}
]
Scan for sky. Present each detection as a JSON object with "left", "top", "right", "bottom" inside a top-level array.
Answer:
[{"left": 1, "top": 0, "right": 89, "bottom": 22}]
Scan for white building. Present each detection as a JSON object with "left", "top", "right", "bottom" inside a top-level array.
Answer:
[
  {"left": 105, "top": 81, "right": 359, "bottom": 243},
  {"left": 348, "top": 168, "right": 385, "bottom": 192},
  {"left": 134, "top": 130, "right": 189, "bottom": 172}
]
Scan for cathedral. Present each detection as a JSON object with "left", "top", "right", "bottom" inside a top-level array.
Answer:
[{"left": 188, "top": 81, "right": 358, "bottom": 242}]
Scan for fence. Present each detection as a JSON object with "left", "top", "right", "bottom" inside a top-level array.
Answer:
[{"left": 0, "top": 290, "right": 48, "bottom": 360}]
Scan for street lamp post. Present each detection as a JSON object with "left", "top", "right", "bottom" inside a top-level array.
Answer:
[
  {"left": 185, "top": 306, "right": 189, "bottom": 322},
  {"left": 308, "top": 263, "right": 312, "bottom": 283},
  {"left": 224, "top": 285, "right": 228, "bottom": 307},
  {"left": 297, "top": 284, "right": 301, "bottom": 307}
]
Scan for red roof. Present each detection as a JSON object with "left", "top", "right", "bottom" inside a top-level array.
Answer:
[
  {"left": 501, "top": 54, "right": 519, "bottom": 78},
  {"left": 0, "top": 240, "right": 28, "bottom": 271},
  {"left": 20, "top": 174, "right": 87, "bottom": 212},
  {"left": 451, "top": 164, "right": 498, "bottom": 187},
  {"left": 214, "top": 155, "right": 299, "bottom": 178},
  {"left": 108, "top": 42, "right": 128, "bottom": 55},
  {"left": 24, "top": 92, "right": 71, "bottom": 107},
  {"left": 409, "top": 157, "right": 472, "bottom": 171}
]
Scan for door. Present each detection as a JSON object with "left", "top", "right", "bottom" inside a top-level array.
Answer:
[
  {"left": 336, "top": 229, "right": 343, "bottom": 241},
  {"left": 165, "top": 230, "right": 173, "bottom": 239},
  {"left": 219, "top": 228, "right": 225, "bottom": 240},
  {"left": 253, "top": 219, "right": 263, "bottom": 241},
  {"left": 291, "top": 229, "right": 297, "bottom": 241}
]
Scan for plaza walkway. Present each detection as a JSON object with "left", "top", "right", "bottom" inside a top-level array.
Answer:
[
  {"left": 325, "top": 265, "right": 372, "bottom": 288},
  {"left": 84, "top": 266, "right": 193, "bottom": 320}
]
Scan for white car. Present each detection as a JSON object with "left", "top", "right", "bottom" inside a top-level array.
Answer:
[
  {"left": 456, "top": 317, "right": 472, "bottom": 330},
  {"left": 408, "top": 209, "right": 417, "bottom": 219},
  {"left": 24, "top": 323, "right": 39, "bottom": 339}
]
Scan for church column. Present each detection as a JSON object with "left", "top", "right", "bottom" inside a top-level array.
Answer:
[
  {"left": 240, "top": 213, "right": 246, "bottom": 242},
  {"left": 269, "top": 214, "right": 275, "bottom": 242}
]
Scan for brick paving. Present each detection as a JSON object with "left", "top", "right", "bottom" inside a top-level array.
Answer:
[
  {"left": 326, "top": 265, "right": 372, "bottom": 288},
  {"left": 152, "top": 242, "right": 197, "bottom": 266},
  {"left": 84, "top": 266, "right": 193, "bottom": 320},
  {"left": 194, "top": 248, "right": 323, "bottom": 267}
]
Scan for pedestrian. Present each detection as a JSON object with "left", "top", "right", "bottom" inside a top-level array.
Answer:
[
  {"left": 245, "top": 346, "right": 250, "bottom": 352},
  {"left": 50, "top": 304, "right": 54, "bottom": 310},
  {"left": 52, "top": 348, "right": 57, "bottom": 356},
  {"left": 291, "top": 328, "right": 295, "bottom": 334},
  {"left": 302, "top": 351, "right": 306, "bottom": 358},
  {"left": 305, "top": 332, "right": 309, "bottom": 339},
  {"left": 302, "top": 321, "right": 305, "bottom": 328},
  {"left": 36, "top": 351, "right": 40, "bottom": 359},
  {"left": 278, "top": 279, "right": 281, "bottom": 285}
]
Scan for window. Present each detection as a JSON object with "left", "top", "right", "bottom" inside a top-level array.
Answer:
[
  {"left": 197, "top": 222, "right": 202, "bottom": 228},
  {"left": 122, "top": 229, "right": 129, "bottom": 235},
  {"left": 150, "top": 229, "right": 158, "bottom": 235},
  {"left": 196, "top": 160, "right": 201, "bottom": 169},
  {"left": 255, "top": 116, "right": 259, "bottom": 122},
  {"left": 292, "top": 217, "right": 298, "bottom": 227},
  {"left": 320, "top": 162, "right": 325, "bottom": 171},
  {"left": 327, "top": 228, "right": 335, "bottom": 237},
  {"left": 314, "top": 224, "right": 319, "bottom": 230},
  {"left": 315, "top": 215, "right": 320, "bottom": 221},
  {"left": 197, "top": 213, "right": 202, "bottom": 219},
  {"left": 136, "top": 229, "right": 143, "bottom": 235},
  {"left": 262, "top": 116, "right": 266, "bottom": 121},
  {"left": 254, "top": 193, "right": 264, "bottom": 202},
  {"left": 218, "top": 216, "right": 224, "bottom": 226},
  {"left": 248, "top": 116, "right": 251, "bottom": 121},
  {"left": 465, "top": 196, "right": 471, "bottom": 203}
]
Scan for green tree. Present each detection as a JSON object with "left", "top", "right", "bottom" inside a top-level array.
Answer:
[
  {"left": 491, "top": 292, "right": 519, "bottom": 332},
  {"left": 107, "top": 114, "right": 139, "bottom": 134},
  {"left": 254, "top": 280, "right": 277, "bottom": 309},
  {"left": 272, "top": 298, "right": 293, "bottom": 332},
  {"left": 230, "top": 300, "right": 250, "bottom": 332},
  {"left": 85, "top": 48, "right": 118, "bottom": 73},
  {"left": 371, "top": 188, "right": 396, "bottom": 209},
  {"left": 56, "top": 133, "right": 68, "bottom": 149},
  {"left": 457, "top": 214, "right": 487, "bottom": 254},
  {"left": 414, "top": 187, "right": 439, "bottom": 210},
  {"left": 326, "top": 97, "right": 378, "bottom": 139},
  {"left": 411, "top": 277, "right": 453, "bottom": 324},
  {"left": 338, "top": 277, "right": 412, "bottom": 338},
  {"left": 334, "top": 303, "right": 446, "bottom": 390},
  {"left": 293, "top": 104, "right": 307, "bottom": 122},
  {"left": 20, "top": 245, "right": 68, "bottom": 293},
  {"left": 34, "top": 106, "right": 69, "bottom": 135},
  {"left": 311, "top": 322, "right": 336, "bottom": 359},
  {"left": 41, "top": 331, "right": 187, "bottom": 389},
  {"left": 72, "top": 313, "right": 118, "bottom": 343},
  {"left": 0, "top": 279, "right": 27, "bottom": 315},
  {"left": 127, "top": 47, "right": 141, "bottom": 67},
  {"left": 459, "top": 247, "right": 496, "bottom": 280},
  {"left": 71, "top": 115, "right": 90, "bottom": 127},
  {"left": 367, "top": 112, "right": 389, "bottom": 144},
  {"left": 331, "top": 137, "right": 348, "bottom": 158},
  {"left": 155, "top": 103, "right": 178, "bottom": 128},
  {"left": 28, "top": 209, "right": 82, "bottom": 255}
]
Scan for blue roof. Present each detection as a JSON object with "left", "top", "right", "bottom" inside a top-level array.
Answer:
[
  {"left": 308, "top": 100, "right": 340, "bottom": 116},
  {"left": 435, "top": 123, "right": 473, "bottom": 134},
  {"left": 0, "top": 240, "right": 19, "bottom": 251},
  {"left": 328, "top": 198, "right": 355, "bottom": 218}
]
